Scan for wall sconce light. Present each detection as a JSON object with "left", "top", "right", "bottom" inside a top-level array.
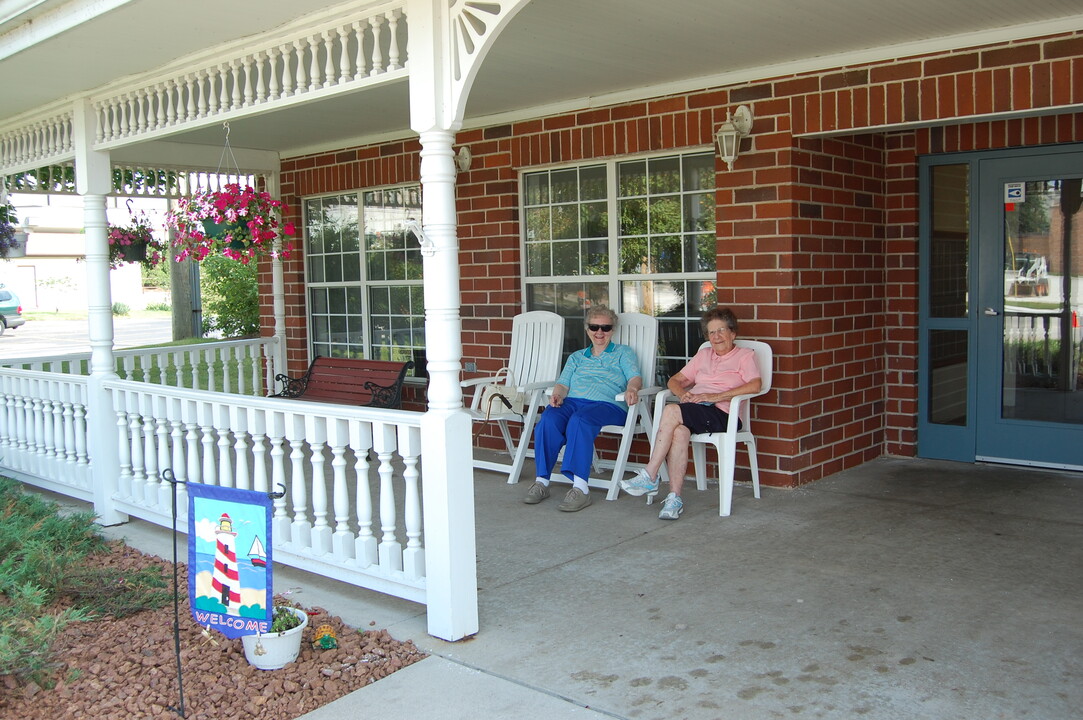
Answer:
[
  {"left": 715, "top": 105, "right": 753, "bottom": 171},
  {"left": 404, "top": 218, "right": 435, "bottom": 257},
  {"left": 456, "top": 146, "right": 473, "bottom": 173}
]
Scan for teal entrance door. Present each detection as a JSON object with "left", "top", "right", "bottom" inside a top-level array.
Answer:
[
  {"left": 975, "top": 152, "right": 1083, "bottom": 467},
  {"left": 920, "top": 146, "right": 1083, "bottom": 469}
]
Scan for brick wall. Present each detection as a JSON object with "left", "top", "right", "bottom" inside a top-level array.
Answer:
[{"left": 273, "top": 29, "right": 1083, "bottom": 487}]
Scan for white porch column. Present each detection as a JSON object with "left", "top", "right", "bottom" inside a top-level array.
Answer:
[
  {"left": 74, "top": 98, "right": 126, "bottom": 525},
  {"left": 407, "top": 0, "right": 526, "bottom": 641},
  {"left": 265, "top": 172, "right": 287, "bottom": 378}
]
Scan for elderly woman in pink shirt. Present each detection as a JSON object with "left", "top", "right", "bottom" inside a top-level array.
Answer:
[{"left": 620, "top": 307, "right": 761, "bottom": 520}]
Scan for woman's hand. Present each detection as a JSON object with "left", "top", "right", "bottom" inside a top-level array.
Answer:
[{"left": 624, "top": 387, "right": 639, "bottom": 404}]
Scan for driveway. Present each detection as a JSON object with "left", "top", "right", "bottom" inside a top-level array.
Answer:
[{"left": 0, "top": 316, "right": 174, "bottom": 360}]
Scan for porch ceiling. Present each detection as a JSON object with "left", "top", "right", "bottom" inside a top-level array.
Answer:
[{"left": 2, "top": 0, "right": 1082, "bottom": 160}]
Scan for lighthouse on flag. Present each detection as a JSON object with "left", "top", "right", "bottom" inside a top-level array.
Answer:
[
  {"left": 211, "top": 512, "right": 242, "bottom": 613},
  {"left": 187, "top": 483, "right": 273, "bottom": 639}
]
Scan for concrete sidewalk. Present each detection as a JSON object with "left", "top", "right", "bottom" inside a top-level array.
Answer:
[{"left": 106, "top": 457, "right": 1083, "bottom": 720}]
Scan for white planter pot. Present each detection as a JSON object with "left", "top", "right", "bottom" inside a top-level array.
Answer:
[
  {"left": 4, "top": 232, "right": 27, "bottom": 259},
  {"left": 241, "top": 606, "right": 309, "bottom": 670}
]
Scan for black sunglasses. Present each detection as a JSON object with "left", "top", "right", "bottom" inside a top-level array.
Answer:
[{"left": 588, "top": 324, "right": 614, "bottom": 332}]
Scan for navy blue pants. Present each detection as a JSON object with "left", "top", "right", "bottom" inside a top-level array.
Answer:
[{"left": 533, "top": 396, "right": 627, "bottom": 481}]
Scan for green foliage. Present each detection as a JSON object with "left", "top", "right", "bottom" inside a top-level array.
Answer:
[
  {"left": 111, "top": 302, "right": 130, "bottom": 316},
  {"left": 144, "top": 301, "right": 172, "bottom": 312},
  {"left": 270, "top": 605, "right": 303, "bottom": 633},
  {"left": 0, "top": 477, "right": 170, "bottom": 687},
  {"left": 142, "top": 261, "right": 170, "bottom": 289},
  {"left": 200, "top": 254, "right": 259, "bottom": 338}
]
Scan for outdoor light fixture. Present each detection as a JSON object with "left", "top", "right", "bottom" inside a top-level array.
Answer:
[
  {"left": 456, "top": 146, "right": 473, "bottom": 173},
  {"left": 715, "top": 105, "right": 753, "bottom": 171}
]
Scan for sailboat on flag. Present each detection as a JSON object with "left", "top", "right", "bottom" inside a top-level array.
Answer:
[{"left": 248, "top": 534, "right": 267, "bottom": 568}]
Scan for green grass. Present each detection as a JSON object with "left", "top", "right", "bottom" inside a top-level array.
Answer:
[{"left": 0, "top": 477, "right": 169, "bottom": 687}]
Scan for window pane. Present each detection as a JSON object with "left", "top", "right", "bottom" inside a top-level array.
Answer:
[
  {"left": 649, "top": 196, "right": 681, "bottom": 234},
  {"left": 929, "top": 329, "right": 968, "bottom": 425},
  {"left": 581, "top": 202, "right": 607, "bottom": 238},
  {"left": 649, "top": 156, "right": 681, "bottom": 194},
  {"left": 552, "top": 205, "right": 579, "bottom": 240},
  {"left": 583, "top": 239, "right": 608, "bottom": 275},
  {"left": 525, "top": 173, "right": 549, "bottom": 205},
  {"left": 526, "top": 207, "right": 551, "bottom": 242},
  {"left": 684, "top": 192, "right": 715, "bottom": 232},
  {"left": 580, "top": 165, "right": 607, "bottom": 200},
  {"left": 527, "top": 241, "right": 552, "bottom": 277},
  {"left": 551, "top": 169, "right": 578, "bottom": 202},
  {"left": 619, "top": 161, "right": 646, "bottom": 197},
  {"left": 620, "top": 198, "right": 647, "bottom": 236},
  {"left": 930, "top": 164, "right": 969, "bottom": 318},
  {"left": 552, "top": 240, "right": 580, "bottom": 276},
  {"left": 653, "top": 235, "right": 682, "bottom": 274},
  {"left": 682, "top": 153, "right": 715, "bottom": 191}
]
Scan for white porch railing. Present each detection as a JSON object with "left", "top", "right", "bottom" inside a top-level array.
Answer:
[
  {"left": 1, "top": 337, "right": 278, "bottom": 396},
  {"left": 0, "top": 357, "right": 478, "bottom": 639}
]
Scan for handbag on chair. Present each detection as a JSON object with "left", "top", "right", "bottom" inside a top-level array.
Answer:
[{"left": 478, "top": 367, "right": 526, "bottom": 420}]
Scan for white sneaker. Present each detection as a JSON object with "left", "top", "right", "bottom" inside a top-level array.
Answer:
[
  {"left": 619, "top": 468, "right": 659, "bottom": 497},
  {"left": 657, "top": 492, "right": 684, "bottom": 520}
]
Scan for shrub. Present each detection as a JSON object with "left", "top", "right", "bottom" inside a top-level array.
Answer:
[
  {"left": 144, "top": 301, "right": 172, "bottom": 312},
  {"left": 111, "top": 302, "right": 130, "bottom": 316},
  {"left": 200, "top": 254, "right": 258, "bottom": 337}
]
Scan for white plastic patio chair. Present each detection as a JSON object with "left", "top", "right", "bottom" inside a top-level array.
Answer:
[
  {"left": 649, "top": 338, "right": 772, "bottom": 516},
  {"left": 462, "top": 310, "right": 563, "bottom": 483},
  {"left": 593, "top": 312, "right": 665, "bottom": 500}
]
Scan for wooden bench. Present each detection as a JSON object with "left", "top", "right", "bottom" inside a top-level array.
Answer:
[{"left": 272, "top": 357, "right": 414, "bottom": 409}]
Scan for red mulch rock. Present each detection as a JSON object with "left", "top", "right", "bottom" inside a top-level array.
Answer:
[{"left": 0, "top": 541, "right": 426, "bottom": 720}]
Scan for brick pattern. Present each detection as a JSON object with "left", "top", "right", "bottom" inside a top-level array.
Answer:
[{"left": 272, "top": 29, "right": 1083, "bottom": 486}]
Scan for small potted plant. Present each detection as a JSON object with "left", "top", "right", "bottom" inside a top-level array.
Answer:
[
  {"left": 240, "top": 602, "right": 309, "bottom": 670},
  {"left": 165, "top": 183, "right": 296, "bottom": 265},
  {"left": 107, "top": 205, "right": 167, "bottom": 270},
  {"left": 0, "top": 203, "right": 27, "bottom": 260}
]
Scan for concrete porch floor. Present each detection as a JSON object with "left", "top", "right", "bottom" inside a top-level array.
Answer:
[{"left": 104, "top": 456, "right": 1083, "bottom": 720}]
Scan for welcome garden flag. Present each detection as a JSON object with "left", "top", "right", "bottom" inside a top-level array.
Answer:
[{"left": 187, "top": 483, "right": 273, "bottom": 638}]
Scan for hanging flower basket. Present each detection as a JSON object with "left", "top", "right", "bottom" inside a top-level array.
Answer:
[
  {"left": 166, "top": 184, "right": 295, "bottom": 265},
  {"left": 108, "top": 208, "right": 166, "bottom": 270},
  {"left": 0, "top": 203, "right": 25, "bottom": 260}
]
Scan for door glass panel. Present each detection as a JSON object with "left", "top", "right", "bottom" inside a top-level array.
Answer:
[
  {"left": 928, "top": 329, "right": 968, "bottom": 425},
  {"left": 1002, "top": 178, "right": 1083, "bottom": 424},
  {"left": 930, "top": 164, "right": 970, "bottom": 318}
]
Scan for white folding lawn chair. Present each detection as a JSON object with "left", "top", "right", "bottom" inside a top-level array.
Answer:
[{"left": 462, "top": 311, "right": 563, "bottom": 482}]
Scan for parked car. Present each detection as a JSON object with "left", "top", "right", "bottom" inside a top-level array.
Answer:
[{"left": 0, "top": 285, "right": 26, "bottom": 334}]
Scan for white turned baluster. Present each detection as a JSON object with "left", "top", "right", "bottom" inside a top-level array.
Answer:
[
  {"left": 217, "top": 426, "right": 234, "bottom": 488},
  {"left": 117, "top": 409, "right": 133, "bottom": 498},
  {"left": 155, "top": 417, "right": 171, "bottom": 507},
  {"left": 252, "top": 432, "right": 268, "bottom": 492},
  {"left": 293, "top": 40, "right": 307, "bottom": 94},
  {"left": 63, "top": 401, "right": 76, "bottom": 463},
  {"left": 196, "top": 71, "right": 209, "bottom": 118},
  {"left": 330, "top": 425, "right": 352, "bottom": 559},
  {"left": 310, "top": 438, "right": 331, "bottom": 555},
  {"left": 51, "top": 396, "right": 63, "bottom": 459},
  {"left": 269, "top": 432, "right": 289, "bottom": 541},
  {"left": 74, "top": 403, "right": 88, "bottom": 465},
  {"left": 222, "top": 347, "right": 234, "bottom": 395},
  {"left": 255, "top": 53, "right": 267, "bottom": 103},
  {"left": 143, "top": 415, "right": 159, "bottom": 503},
  {"left": 352, "top": 420, "right": 376, "bottom": 565},
  {"left": 43, "top": 398, "right": 56, "bottom": 458},
  {"left": 401, "top": 427, "right": 423, "bottom": 579},
  {"left": 166, "top": 81, "right": 178, "bottom": 125},
  {"left": 201, "top": 422, "right": 216, "bottom": 485},
  {"left": 243, "top": 56, "right": 255, "bottom": 106},
  {"left": 185, "top": 76, "right": 197, "bottom": 120},
  {"left": 232, "top": 410, "right": 250, "bottom": 490},
  {"left": 268, "top": 48, "right": 281, "bottom": 100},
  {"left": 185, "top": 421, "right": 201, "bottom": 483},
  {"left": 155, "top": 85, "right": 167, "bottom": 130},
  {"left": 207, "top": 68, "right": 220, "bottom": 114},
  {"left": 338, "top": 26, "right": 351, "bottom": 83},
  {"left": 170, "top": 417, "right": 186, "bottom": 481},
  {"left": 94, "top": 103, "right": 106, "bottom": 142},
  {"left": 387, "top": 11, "right": 401, "bottom": 71},
  {"left": 308, "top": 35, "right": 320, "bottom": 91},
  {"left": 119, "top": 98, "right": 130, "bottom": 137},
  {"left": 376, "top": 444, "right": 401, "bottom": 573},
  {"left": 129, "top": 411, "right": 146, "bottom": 491},
  {"left": 322, "top": 31, "right": 335, "bottom": 88},
  {"left": 125, "top": 95, "right": 136, "bottom": 136},
  {"left": 136, "top": 90, "right": 148, "bottom": 132},
  {"left": 280, "top": 44, "right": 295, "bottom": 96},
  {"left": 289, "top": 437, "right": 311, "bottom": 549},
  {"left": 369, "top": 16, "right": 385, "bottom": 75}
]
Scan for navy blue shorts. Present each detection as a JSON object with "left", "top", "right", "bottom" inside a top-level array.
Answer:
[{"left": 678, "top": 402, "right": 740, "bottom": 434}]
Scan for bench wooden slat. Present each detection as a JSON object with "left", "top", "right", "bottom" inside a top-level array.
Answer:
[{"left": 271, "top": 356, "right": 414, "bottom": 408}]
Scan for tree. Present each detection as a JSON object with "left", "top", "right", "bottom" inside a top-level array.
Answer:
[{"left": 200, "top": 255, "right": 258, "bottom": 338}]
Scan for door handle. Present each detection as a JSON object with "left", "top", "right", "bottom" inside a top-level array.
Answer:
[{"left": 984, "top": 307, "right": 1000, "bottom": 316}]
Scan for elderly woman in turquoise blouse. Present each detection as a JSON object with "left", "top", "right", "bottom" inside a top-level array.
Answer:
[{"left": 523, "top": 306, "right": 642, "bottom": 512}]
